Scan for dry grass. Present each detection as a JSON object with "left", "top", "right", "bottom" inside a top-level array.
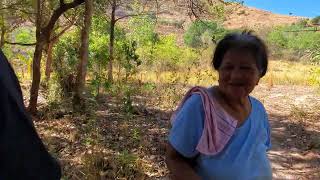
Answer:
[
  {"left": 263, "top": 60, "right": 319, "bottom": 86},
  {"left": 137, "top": 60, "right": 319, "bottom": 88}
]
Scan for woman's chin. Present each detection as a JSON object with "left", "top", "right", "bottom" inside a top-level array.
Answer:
[{"left": 226, "top": 88, "right": 249, "bottom": 99}]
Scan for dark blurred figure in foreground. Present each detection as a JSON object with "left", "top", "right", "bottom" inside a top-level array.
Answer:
[{"left": 0, "top": 50, "right": 61, "bottom": 179}]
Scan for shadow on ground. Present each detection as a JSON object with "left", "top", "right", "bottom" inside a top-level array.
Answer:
[{"left": 268, "top": 113, "right": 320, "bottom": 179}]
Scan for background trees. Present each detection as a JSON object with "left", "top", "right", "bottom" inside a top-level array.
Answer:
[
  {"left": 28, "top": 0, "right": 85, "bottom": 113},
  {"left": 1, "top": 0, "right": 319, "bottom": 114},
  {"left": 1, "top": 1, "right": 320, "bottom": 179}
]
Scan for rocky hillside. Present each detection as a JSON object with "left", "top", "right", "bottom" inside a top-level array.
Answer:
[
  {"left": 223, "top": 6, "right": 303, "bottom": 29},
  {"left": 154, "top": 2, "right": 304, "bottom": 43}
]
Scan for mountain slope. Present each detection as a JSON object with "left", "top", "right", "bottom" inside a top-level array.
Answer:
[
  {"left": 223, "top": 6, "right": 304, "bottom": 29},
  {"left": 155, "top": 3, "right": 304, "bottom": 33}
]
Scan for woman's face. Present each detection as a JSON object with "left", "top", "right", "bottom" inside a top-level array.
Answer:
[{"left": 218, "top": 49, "right": 261, "bottom": 100}]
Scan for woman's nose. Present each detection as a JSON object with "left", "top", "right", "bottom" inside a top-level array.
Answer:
[{"left": 230, "top": 68, "right": 244, "bottom": 81}]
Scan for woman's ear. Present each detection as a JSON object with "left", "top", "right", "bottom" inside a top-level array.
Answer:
[{"left": 256, "top": 78, "right": 260, "bottom": 85}]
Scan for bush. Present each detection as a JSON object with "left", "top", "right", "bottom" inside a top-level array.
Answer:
[
  {"left": 311, "top": 16, "right": 320, "bottom": 25},
  {"left": 53, "top": 29, "right": 80, "bottom": 97},
  {"left": 184, "top": 20, "right": 227, "bottom": 48},
  {"left": 267, "top": 25, "right": 320, "bottom": 62},
  {"left": 296, "top": 19, "right": 309, "bottom": 27},
  {"left": 152, "top": 34, "right": 199, "bottom": 70}
]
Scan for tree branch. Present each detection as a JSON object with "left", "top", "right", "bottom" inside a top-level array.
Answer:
[
  {"left": 115, "top": 14, "right": 140, "bottom": 22},
  {"left": 60, "top": 0, "right": 65, "bottom": 6},
  {"left": 42, "top": 0, "right": 85, "bottom": 40},
  {"left": 1, "top": 7, "right": 35, "bottom": 15},
  {"left": 115, "top": 12, "right": 160, "bottom": 22},
  {"left": 50, "top": 17, "right": 78, "bottom": 42},
  {"left": 5, "top": 41, "right": 36, "bottom": 46}
]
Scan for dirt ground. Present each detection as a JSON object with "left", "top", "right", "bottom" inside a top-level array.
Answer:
[
  {"left": 32, "top": 84, "right": 320, "bottom": 179},
  {"left": 252, "top": 85, "right": 320, "bottom": 179}
]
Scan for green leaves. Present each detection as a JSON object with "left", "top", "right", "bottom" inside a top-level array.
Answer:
[
  {"left": 311, "top": 16, "right": 320, "bottom": 25},
  {"left": 119, "top": 40, "right": 141, "bottom": 76},
  {"left": 184, "top": 20, "right": 226, "bottom": 48},
  {"left": 53, "top": 29, "right": 81, "bottom": 76},
  {"left": 14, "top": 27, "right": 36, "bottom": 44},
  {"left": 267, "top": 24, "right": 320, "bottom": 63},
  {"left": 127, "top": 15, "right": 157, "bottom": 46}
]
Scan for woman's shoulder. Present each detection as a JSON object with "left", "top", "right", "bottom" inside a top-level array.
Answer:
[
  {"left": 180, "top": 93, "right": 204, "bottom": 113},
  {"left": 249, "top": 96, "right": 266, "bottom": 112},
  {"left": 249, "top": 96, "right": 270, "bottom": 128},
  {"left": 171, "top": 93, "right": 205, "bottom": 130}
]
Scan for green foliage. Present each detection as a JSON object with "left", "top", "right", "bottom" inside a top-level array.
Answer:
[
  {"left": 87, "top": 16, "right": 110, "bottom": 96},
  {"left": 143, "top": 82, "right": 156, "bottom": 91},
  {"left": 127, "top": 15, "right": 159, "bottom": 65},
  {"left": 310, "top": 44, "right": 320, "bottom": 64},
  {"left": 88, "top": 15, "right": 132, "bottom": 96},
  {"left": 128, "top": 15, "right": 157, "bottom": 46},
  {"left": 184, "top": 20, "right": 226, "bottom": 48},
  {"left": 284, "top": 27, "right": 320, "bottom": 51},
  {"left": 54, "top": 30, "right": 80, "bottom": 71},
  {"left": 268, "top": 24, "right": 320, "bottom": 47},
  {"left": 153, "top": 35, "right": 180, "bottom": 66},
  {"left": 184, "top": 20, "right": 216, "bottom": 48},
  {"left": 135, "top": 34, "right": 198, "bottom": 69},
  {"left": 123, "top": 85, "right": 134, "bottom": 114},
  {"left": 16, "top": 51, "right": 33, "bottom": 78},
  {"left": 1, "top": 27, "right": 35, "bottom": 79},
  {"left": 296, "top": 19, "right": 309, "bottom": 27},
  {"left": 90, "top": 33, "right": 109, "bottom": 66},
  {"left": 311, "top": 16, "right": 320, "bottom": 25},
  {"left": 126, "top": 16, "right": 199, "bottom": 70},
  {"left": 267, "top": 24, "right": 320, "bottom": 62},
  {"left": 46, "top": 74, "right": 63, "bottom": 103},
  {"left": 119, "top": 41, "right": 141, "bottom": 78},
  {"left": 267, "top": 27, "right": 288, "bottom": 48},
  {"left": 208, "top": 4, "right": 225, "bottom": 20},
  {"left": 14, "top": 27, "right": 36, "bottom": 44},
  {"left": 117, "top": 150, "right": 137, "bottom": 167},
  {"left": 52, "top": 29, "right": 81, "bottom": 97}
]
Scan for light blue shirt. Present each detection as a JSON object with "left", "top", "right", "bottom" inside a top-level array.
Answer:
[{"left": 169, "top": 94, "right": 272, "bottom": 180}]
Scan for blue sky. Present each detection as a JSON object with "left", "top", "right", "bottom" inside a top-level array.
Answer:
[{"left": 242, "top": 0, "right": 319, "bottom": 18}]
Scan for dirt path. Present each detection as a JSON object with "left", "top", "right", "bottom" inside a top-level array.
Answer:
[{"left": 252, "top": 85, "right": 320, "bottom": 179}]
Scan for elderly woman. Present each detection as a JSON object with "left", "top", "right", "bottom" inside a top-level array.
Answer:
[{"left": 166, "top": 32, "right": 272, "bottom": 180}]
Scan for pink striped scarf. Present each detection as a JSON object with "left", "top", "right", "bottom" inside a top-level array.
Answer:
[{"left": 170, "top": 86, "right": 238, "bottom": 156}]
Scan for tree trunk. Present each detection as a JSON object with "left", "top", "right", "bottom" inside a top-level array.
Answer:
[
  {"left": 28, "top": 0, "right": 85, "bottom": 114},
  {"left": 28, "top": 40, "right": 45, "bottom": 114},
  {"left": 45, "top": 21, "right": 76, "bottom": 81},
  {"left": 107, "top": 3, "right": 116, "bottom": 82},
  {"left": 28, "top": 0, "right": 43, "bottom": 114},
  {"left": 74, "top": 0, "right": 93, "bottom": 109},
  {"left": 0, "top": 27, "right": 5, "bottom": 48},
  {"left": 45, "top": 41, "right": 54, "bottom": 81}
]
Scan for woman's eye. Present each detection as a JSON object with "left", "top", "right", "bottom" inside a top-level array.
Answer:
[
  {"left": 221, "top": 66, "right": 233, "bottom": 70},
  {"left": 241, "top": 67, "right": 251, "bottom": 70},
  {"left": 240, "top": 66, "right": 254, "bottom": 71}
]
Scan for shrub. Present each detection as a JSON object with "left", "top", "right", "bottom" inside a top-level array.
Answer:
[
  {"left": 267, "top": 25, "right": 320, "bottom": 63},
  {"left": 184, "top": 20, "right": 227, "bottom": 48},
  {"left": 311, "top": 16, "right": 320, "bottom": 25}
]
